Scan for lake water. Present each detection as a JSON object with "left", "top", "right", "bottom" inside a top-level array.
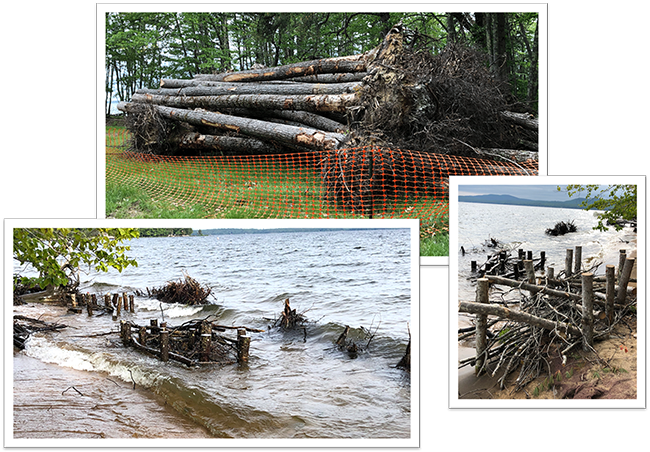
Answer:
[
  {"left": 457, "top": 202, "right": 637, "bottom": 302},
  {"left": 13, "top": 229, "right": 413, "bottom": 440}
]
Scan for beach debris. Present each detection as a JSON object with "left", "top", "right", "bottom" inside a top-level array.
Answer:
[
  {"left": 119, "top": 316, "right": 263, "bottom": 366},
  {"left": 145, "top": 273, "right": 213, "bottom": 305},
  {"left": 459, "top": 246, "right": 637, "bottom": 395},
  {"left": 272, "top": 298, "right": 308, "bottom": 329},
  {"left": 545, "top": 220, "right": 577, "bottom": 236},
  {"left": 13, "top": 315, "right": 68, "bottom": 350},
  {"left": 396, "top": 325, "right": 411, "bottom": 371}
]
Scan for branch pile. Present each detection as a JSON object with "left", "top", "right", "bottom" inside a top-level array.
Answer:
[
  {"left": 459, "top": 261, "right": 637, "bottom": 393},
  {"left": 545, "top": 220, "right": 577, "bottom": 236},
  {"left": 145, "top": 274, "right": 212, "bottom": 305},
  {"left": 117, "top": 24, "right": 538, "bottom": 161}
]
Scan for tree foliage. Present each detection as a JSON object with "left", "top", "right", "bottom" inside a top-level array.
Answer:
[
  {"left": 13, "top": 228, "right": 140, "bottom": 290},
  {"left": 561, "top": 185, "right": 637, "bottom": 231},
  {"left": 106, "top": 12, "right": 539, "bottom": 116}
]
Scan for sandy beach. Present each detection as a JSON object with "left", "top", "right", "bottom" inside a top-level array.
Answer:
[{"left": 13, "top": 352, "right": 212, "bottom": 439}]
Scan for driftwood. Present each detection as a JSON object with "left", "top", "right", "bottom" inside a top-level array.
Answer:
[
  {"left": 145, "top": 274, "right": 212, "bottom": 305},
  {"left": 13, "top": 316, "right": 68, "bottom": 350}
]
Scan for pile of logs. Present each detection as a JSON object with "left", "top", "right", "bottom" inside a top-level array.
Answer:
[{"left": 117, "top": 24, "right": 538, "bottom": 159}]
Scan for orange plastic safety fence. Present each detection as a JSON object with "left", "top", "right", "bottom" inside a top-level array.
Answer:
[{"left": 105, "top": 128, "right": 536, "bottom": 220}]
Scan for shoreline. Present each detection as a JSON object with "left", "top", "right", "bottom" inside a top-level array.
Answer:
[{"left": 13, "top": 352, "right": 213, "bottom": 439}]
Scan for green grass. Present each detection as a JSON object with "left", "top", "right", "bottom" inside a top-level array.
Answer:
[{"left": 106, "top": 126, "right": 451, "bottom": 255}]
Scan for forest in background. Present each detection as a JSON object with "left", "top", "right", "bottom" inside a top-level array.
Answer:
[{"left": 106, "top": 12, "right": 539, "bottom": 117}]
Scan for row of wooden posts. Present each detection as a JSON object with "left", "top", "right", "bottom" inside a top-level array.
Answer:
[
  {"left": 471, "top": 246, "right": 633, "bottom": 282},
  {"left": 70, "top": 292, "right": 135, "bottom": 320},
  {"left": 119, "top": 318, "right": 251, "bottom": 365},
  {"left": 462, "top": 247, "right": 636, "bottom": 376}
]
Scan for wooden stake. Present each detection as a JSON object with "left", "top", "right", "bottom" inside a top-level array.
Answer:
[
  {"left": 574, "top": 246, "right": 582, "bottom": 274},
  {"left": 139, "top": 326, "right": 148, "bottom": 347},
  {"left": 523, "top": 259, "right": 535, "bottom": 284},
  {"left": 581, "top": 272, "right": 594, "bottom": 350},
  {"left": 129, "top": 294, "right": 135, "bottom": 313},
  {"left": 605, "top": 265, "right": 616, "bottom": 325},
  {"left": 237, "top": 329, "right": 251, "bottom": 364},
  {"left": 160, "top": 329, "right": 169, "bottom": 362},
  {"left": 565, "top": 249, "right": 573, "bottom": 277},
  {"left": 618, "top": 250, "right": 627, "bottom": 281},
  {"left": 615, "top": 258, "right": 635, "bottom": 305},
  {"left": 474, "top": 278, "right": 489, "bottom": 376},
  {"left": 120, "top": 320, "right": 132, "bottom": 346}
]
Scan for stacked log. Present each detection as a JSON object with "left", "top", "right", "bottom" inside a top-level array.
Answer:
[
  {"left": 117, "top": 51, "right": 375, "bottom": 154},
  {"left": 117, "top": 24, "right": 538, "bottom": 158}
]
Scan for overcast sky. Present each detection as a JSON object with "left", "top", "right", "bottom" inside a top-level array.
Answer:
[{"left": 458, "top": 184, "right": 577, "bottom": 201}]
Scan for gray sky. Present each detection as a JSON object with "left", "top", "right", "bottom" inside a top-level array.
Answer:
[{"left": 458, "top": 184, "right": 577, "bottom": 201}]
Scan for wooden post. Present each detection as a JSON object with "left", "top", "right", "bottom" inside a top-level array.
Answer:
[
  {"left": 574, "top": 246, "right": 582, "bottom": 274},
  {"left": 123, "top": 292, "right": 129, "bottom": 311},
  {"left": 200, "top": 321, "right": 212, "bottom": 362},
  {"left": 605, "top": 265, "right": 616, "bottom": 326},
  {"left": 237, "top": 329, "right": 251, "bottom": 364},
  {"left": 518, "top": 249, "right": 525, "bottom": 259},
  {"left": 129, "top": 294, "right": 135, "bottom": 313},
  {"left": 523, "top": 259, "right": 535, "bottom": 284},
  {"left": 565, "top": 249, "right": 574, "bottom": 277},
  {"left": 471, "top": 261, "right": 477, "bottom": 273},
  {"left": 104, "top": 294, "right": 111, "bottom": 307},
  {"left": 513, "top": 263, "right": 520, "bottom": 279},
  {"left": 160, "top": 328, "right": 169, "bottom": 362},
  {"left": 150, "top": 319, "right": 158, "bottom": 329},
  {"left": 116, "top": 295, "right": 122, "bottom": 318},
  {"left": 526, "top": 250, "right": 533, "bottom": 260},
  {"left": 86, "top": 297, "right": 93, "bottom": 316},
  {"left": 540, "top": 251, "right": 546, "bottom": 269},
  {"left": 139, "top": 326, "right": 148, "bottom": 347},
  {"left": 547, "top": 266, "right": 555, "bottom": 280},
  {"left": 498, "top": 254, "right": 506, "bottom": 274},
  {"left": 120, "top": 320, "right": 132, "bottom": 345},
  {"left": 70, "top": 293, "right": 77, "bottom": 308},
  {"left": 112, "top": 293, "right": 119, "bottom": 307},
  {"left": 618, "top": 250, "right": 627, "bottom": 281},
  {"left": 474, "top": 278, "right": 489, "bottom": 376},
  {"left": 615, "top": 258, "right": 635, "bottom": 305},
  {"left": 581, "top": 272, "right": 594, "bottom": 350}
]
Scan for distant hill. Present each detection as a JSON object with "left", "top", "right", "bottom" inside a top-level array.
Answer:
[{"left": 458, "top": 194, "right": 590, "bottom": 209}]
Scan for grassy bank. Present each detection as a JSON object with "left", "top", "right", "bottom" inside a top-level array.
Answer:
[{"left": 106, "top": 126, "right": 450, "bottom": 255}]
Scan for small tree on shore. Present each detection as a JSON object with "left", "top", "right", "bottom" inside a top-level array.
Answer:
[
  {"left": 13, "top": 228, "right": 140, "bottom": 290},
  {"left": 559, "top": 185, "right": 637, "bottom": 231}
]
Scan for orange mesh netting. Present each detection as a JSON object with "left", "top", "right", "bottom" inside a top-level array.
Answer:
[{"left": 106, "top": 128, "right": 537, "bottom": 220}]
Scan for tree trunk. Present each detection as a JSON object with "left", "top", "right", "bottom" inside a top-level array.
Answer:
[
  {"left": 500, "top": 111, "right": 538, "bottom": 130},
  {"left": 194, "top": 53, "right": 371, "bottom": 83},
  {"left": 172, "top": 131, "right": 291, "bottom": 154},
  {"left": 141, "top": 81, "right": 361, "bottom": 96},
  {"left": 131, "top": 92, "right": 358, "bottom": 114},
  {"left": 122, "top": 103, "right": 347, "bottom": 151}
]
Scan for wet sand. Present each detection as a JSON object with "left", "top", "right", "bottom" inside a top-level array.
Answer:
[{"left": 12, "top": 352, "right": 212, "bottom": 439}]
